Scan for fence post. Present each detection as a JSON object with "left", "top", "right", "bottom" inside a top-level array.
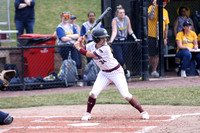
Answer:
[
  {"left": 20, "top": 47, "right": 25, "bottom": 91},
  {"left": 141, "top": 0, "right": 149, "bottom": 81},
  {"left": 158, "top": 0, "right": 165, "bottom": 77}
]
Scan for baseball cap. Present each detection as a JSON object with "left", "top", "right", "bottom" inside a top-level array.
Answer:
[
  {"left": 70, "top": 15, "right": 76, "bottom": 19},
  {"left": 183, "top": 21, "right": 192, "bottom": 27}
]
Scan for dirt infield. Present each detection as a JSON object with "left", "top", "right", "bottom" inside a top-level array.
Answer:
[
  {"left": 1, "top": 105, "right": 200, "bottom": 133},
  {"left": 0, "top": 75, "right": 200, "bottom": 133}
]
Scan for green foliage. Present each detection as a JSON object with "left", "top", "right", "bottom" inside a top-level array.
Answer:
[{"left": 0, "top": 86, "right": 200, "bottom": 109}]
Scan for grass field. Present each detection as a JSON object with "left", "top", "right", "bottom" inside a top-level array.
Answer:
[
  {"left": 1, "top": 0, "right": 101, "bottom": 46},
  {"left": 0, "top": 86, "right": 200, "bottom": 109}
]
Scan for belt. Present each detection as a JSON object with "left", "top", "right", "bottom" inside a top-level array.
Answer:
[
  {"left": 102, "top": 64, "right": 120, "bottom": 72},
  {"left": 115, "top": 38, "right": 126, "bottom": 41}
]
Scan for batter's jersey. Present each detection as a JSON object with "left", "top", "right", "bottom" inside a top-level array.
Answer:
[
  {"left": 81, "top": 21, "right": 103, "bottom": 42},
  {"left": 148, "top": 5, "right": 170, "bottom": 38},
  {"left": 176, "top": 30, "right": 197, "bottom": 52},
  {"left": 56, "top": 23, "right": 77, "bottom": 45},
  {"left": 113, "top": 15, "right": 129, "bottom": 40},
  {"left": 86, "top": 42, "right": 119, "bottom": 70}
]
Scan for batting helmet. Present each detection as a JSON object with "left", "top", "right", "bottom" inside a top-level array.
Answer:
[
  {"left": 92, "top": 28, "right": 109, "bottom": 43},
  {"left": 0, "top": 111, "right": 13, "bottom": 125}
]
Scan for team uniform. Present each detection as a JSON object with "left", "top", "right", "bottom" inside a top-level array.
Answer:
[
  {"left": 86, "top": 42, "right": 132, "bottom": 99},
  {"left": 111, "top": 15, "right": 129, "bottom": 74},
  {"left": 73, "top": 24, "right": 80, "bottom": 35},
  {"left": 76, "top": 28, "right": 149, "bottom": 121}
]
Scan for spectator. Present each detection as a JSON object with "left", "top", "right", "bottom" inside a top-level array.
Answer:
[
  {"left": 173, "top": 6, "right": 194, "bottom": 37},
  {"left": 56, "top": 12, "right": 82, "bottom": 79},
  {"left": 176, "top": 21, "right": 200, "bottom": 77},
  {"left": 81, "top": 11, "right": 103, "bottom": 63},
  {"left": 69, "top": 15, "right": 81, "bottom": 36},
  {"left": 14, "top": 0, "right": 35, "bottom": 38},
  {"left": 109, "top": 5, "right": 139, "bottom": 79},
  {"left": 147, "top": 0, "right": 170, "bottom": 78}
]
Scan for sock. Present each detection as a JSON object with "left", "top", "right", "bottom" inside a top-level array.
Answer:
[
  {"left": 86, "top": 96, "right": 96, "bottom": 113},
  {"left": 129, "top": 96, "right": 144, "bottom": 113}
]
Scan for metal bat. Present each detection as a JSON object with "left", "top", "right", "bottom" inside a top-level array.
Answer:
[{"left": 84, "top": 7, "right": 112, "bottom": 36}]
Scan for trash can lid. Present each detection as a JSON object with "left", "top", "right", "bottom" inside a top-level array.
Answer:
[{"left": 19, "top": 34, "right": 54, "bottom": 38}]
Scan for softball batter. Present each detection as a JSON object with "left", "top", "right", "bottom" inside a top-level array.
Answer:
[{"left": 74, "top": 28, "right": 149, "bottom": 121}]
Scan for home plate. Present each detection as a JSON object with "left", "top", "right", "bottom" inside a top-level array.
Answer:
[{"left": 68, "top": 123, "right": 100, "bottom": 127}]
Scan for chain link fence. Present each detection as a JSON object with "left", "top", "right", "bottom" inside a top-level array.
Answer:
[{"left": 1, "top": 0, "right": 200, "bottom": 90}]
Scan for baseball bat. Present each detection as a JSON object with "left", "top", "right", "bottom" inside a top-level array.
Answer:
[{"left": 84, "top": 7, "right": 112, "bottom": 36}]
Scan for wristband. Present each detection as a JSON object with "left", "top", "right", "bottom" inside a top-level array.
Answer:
[
  {"left": 131, "top": 33, "right": 137, "bottom": 40},
  {"left": 79, "top": 48, "right": 87, "bottom": 56}
]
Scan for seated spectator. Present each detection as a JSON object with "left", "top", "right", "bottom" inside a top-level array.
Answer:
[
  {"left": 176, "top": 21, "right": 200, "bottom": 77},
  {"left": 173, "top": 6, "right": 195, "bottom": 37}
]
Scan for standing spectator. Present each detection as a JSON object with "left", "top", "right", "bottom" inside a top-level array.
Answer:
[
  {"left": 81, "top": 11, "right": 104, "bottom": 63},
  {"left": 74, "top": 28, "right": 149, "bottom": 121},
  {"left": 14, "top": 0, "right": 35, "bottom": 38},
  {"left": 109, "top": 5, "right": 139, "bottom": 79},
  {"left": 173, "top": 6, "right": 194, "bottom": 37},
  {"left": 56, "top": 12, "right": 82, "bottom": 79},
  {"left": 69, "top": 15, "right": 81, "bottom": 36},
  {"left": 148, "top": 0, "right": 170, "bottom": 78},
  {"left": 176, "top": 21, "right": 200, "bottom": 77}
]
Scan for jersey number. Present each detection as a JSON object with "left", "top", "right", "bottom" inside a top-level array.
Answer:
[{"left": 99, "top": 59, "right": 106, "bottom": 64}]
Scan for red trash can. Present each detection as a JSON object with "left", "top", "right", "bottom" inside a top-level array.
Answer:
[{"left": 18, "top": 34, "right": 56, "bottom": 78}]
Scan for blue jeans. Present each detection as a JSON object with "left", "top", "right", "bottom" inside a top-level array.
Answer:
[
  {"left": 111, "top": 40, "right": 129, "bottom": 71},
  {"left": 58, "top": 46, "right": 82, "bottom": 75},
  {"left": 176, "top": 49, "right": 200, "bottom": 70},
  {"left": 15, "top": 19, "right": 35, "bottom": 38}
]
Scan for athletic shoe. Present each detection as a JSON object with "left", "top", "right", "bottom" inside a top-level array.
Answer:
[
  {"left": 151, "top": 71, "right": 159, "bottom": 78},
  {"left": 125, "top": 70, "right": 131, "bottom": 78},
  {"left": 197, "top": 69, "right": 200, "bottom": 76},
  {"left": 141, "top": 111, "right": 149, "bottom": 120},
  {"left": 181, "top": 70, "right": 186, "bottom": 78},
  {"left": 81, "top": 112, "right": 91, "bottom": 121},
  {"left": 76, "top": 82, "right": 83, "bottom": 87},
  {"left": 125, "top": 70, "right": 131, "bottom": 82}
]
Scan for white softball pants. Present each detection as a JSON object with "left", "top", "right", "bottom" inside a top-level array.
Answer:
[{"left": 90, "top": 66, "right": 132, "bottom": 99}]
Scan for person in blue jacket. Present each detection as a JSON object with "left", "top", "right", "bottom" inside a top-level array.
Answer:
[{"left": 14, "top": 0, "right": 35, "bottom": 38}]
